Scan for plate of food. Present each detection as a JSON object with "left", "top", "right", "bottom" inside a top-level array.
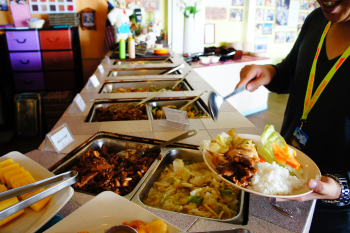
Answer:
[
  {"left": 0, "top": 152, "right": 74, "bottom": 233},
  {"left": 201, "top": 125, "right": 321, "bottom": 198},
  {"left": 44, "top": 191, "right": 183, "bottom": 233}
]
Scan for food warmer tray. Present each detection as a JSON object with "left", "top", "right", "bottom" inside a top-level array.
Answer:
[
  {"left": 99, "top": 80, "right": 193, "bottom": 94},
  {"left": 131, "top": 148, "right": 247, "bottom": 224},
  {"left": 84, "top": 99, "right": 152, "bottom": 123},
  {"left": 107, "top": 67, "right": 183, "bottom": 77},
  {"left": 148, "top": 99, "right": 210, "bottom": 120},
  {"left": 84, "top": 96, "right": 210, "bottom": 123},
  {"left": 49, "top": 132, "right": 199, "bottom": 201}
]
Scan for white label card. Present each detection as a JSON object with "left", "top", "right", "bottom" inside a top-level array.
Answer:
[
  {"left": 87, "top": 74, "right": 100, "bottom": 88},
  {"left": 98, "top": 64, "right": 105, "bottom": 74},
  {"left": 69, "top": 93, "right": 86, "bottom": 113},
  {"left": 105, "top": 55, "right": 111, "bottom": 64},
  {"left": 48, "top": 125, "right": 75, "bottom": 153}
]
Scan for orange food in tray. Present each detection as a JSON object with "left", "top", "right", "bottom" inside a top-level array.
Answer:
[{"left": 154, "top": 48, "right": 169, "bottom": 55}]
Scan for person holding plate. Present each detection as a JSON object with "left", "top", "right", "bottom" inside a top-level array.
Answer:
[{"left": 236, "top": 2, "right": 350, "bottom": 232}]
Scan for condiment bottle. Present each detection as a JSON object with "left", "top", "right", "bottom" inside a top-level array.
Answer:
[
  {"left": 128, "top": 36, "right": 135, "bottom": 59},
  {"left": 119, "top": 37, "right": 126, "bottom": 59}
]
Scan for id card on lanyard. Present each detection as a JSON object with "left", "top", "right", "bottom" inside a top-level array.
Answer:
[{"left": 291, "top": 21, "right": 350, "bottom": 150}]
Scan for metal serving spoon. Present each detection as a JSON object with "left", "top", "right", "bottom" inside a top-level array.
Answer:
[
  {"left": 208, "top": 85, "right": 246, "bottom": 121},
  {"left": 116, "top": 129, "right": 198, "bottom": 158}
]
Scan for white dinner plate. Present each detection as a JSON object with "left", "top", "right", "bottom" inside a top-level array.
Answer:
[
  {"left": 203, "top": 134, "right": 321, "bottom": 198},
  {"left": 0, "top": 151, "right": 74, "bottom": 233},
  {"left": 44, "top": 191, "right": 183, "bottom": 233}
]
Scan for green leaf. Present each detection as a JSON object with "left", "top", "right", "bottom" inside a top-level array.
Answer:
[
  {"left": 220, "top": 188, "right": 233, "bottom": 197},
  {"left": 187, "top": 196, "right": 203, "bottom": 207}
]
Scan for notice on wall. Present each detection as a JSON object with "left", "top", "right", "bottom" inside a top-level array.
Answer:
[
  {"left": 206, "top": 7, "right": 227, "bottom": 20},
  {"left": 29, "top": 0, "right": 76, "bottom": 14},
  {"left": 143, "top": 0, "right": 159, "bottom": 11},
  {"left": 288, "top": 0, "right": 300, "bottom": 27},
  {"left": 205, "top": 0, "right": 232, "bottom": 6}
]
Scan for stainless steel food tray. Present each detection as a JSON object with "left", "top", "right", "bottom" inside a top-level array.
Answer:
[
  {"left": 148, "top": 99, "right": 210, "bottom": 120},
  {"left": 131, "top": 148, "right": 246, "bottom": 224},
  {"left": 99, "top": 80, "right": 193, "bottom": 94},
  {"left": 85, "top": 99, "right": 152, "bottom": 122},
  {"left": 50, "top": 132, "right": 199, "bottom": 200},
  {"left": 108, "top": 67, "right": 182, "bottom": 76},
  {"left": 113, "top": 59, "right": 173, "bottom": 65}
]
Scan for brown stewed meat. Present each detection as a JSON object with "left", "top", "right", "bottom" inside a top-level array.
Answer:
[
  {"left": 72, "top": 144, "right": 159, "bottom": 196},
  {"left": 94, "top": 104, "right": 148, "bottom": 122},
  {"left": 217, "top": 154, "right": 258, "bottom": 188}
]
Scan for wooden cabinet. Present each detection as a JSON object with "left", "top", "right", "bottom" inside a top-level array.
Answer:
[{"left": 5, "top": 27, "right": 83, "bottom": 92}]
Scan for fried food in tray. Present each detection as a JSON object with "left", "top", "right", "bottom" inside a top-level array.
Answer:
[
  {"left": 72, "top": 144, "right": 160, "bottom": 196},
  {"left": 151, "top": 105, "right": 210, "bottom": 120},
  {"left": 95, "top": 103, "right": 148, "bottom": 122},
  {"left": 111, "top": 86, "right": 182, "bottom": 93}
]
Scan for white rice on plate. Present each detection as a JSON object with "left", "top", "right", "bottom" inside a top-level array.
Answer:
[{"left": 247, "top": 162, "right": 307, "bottom": 195}]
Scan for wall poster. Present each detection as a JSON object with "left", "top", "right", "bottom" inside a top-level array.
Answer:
[
  {"left": 29, "top": 0, "right": 76, "bottom": 14},
  {"left": 276, "top": 0, "right": 290, "bottom": 26},
  {"left": 143, "top": 0, "right": 159, "bottom": 11},
  {"left": 0, "top": 0, "right": 8, "bottom": 11},
  {"left": 206, "top": 7, "right": 227, "bottom": 20},
  {"left": 254, "top": 36, "right": 268, "bottom": 52}
]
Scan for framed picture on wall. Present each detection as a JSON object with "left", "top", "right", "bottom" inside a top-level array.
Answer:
[
  {"left": 0, "top": 0, "right": 8, "bottom": 10},
  {"left": 81, "top": 8, "right": 96, "bottom": 30},
  {"left": 265, "top": 0, "right": 276, "bottom": 7},
  {"left": 204, "top": 24, "right": 215, "bottom": 44},
  {"left": 298, "top": 12, "right": 308, "bottom": 22},
  {"left": 255, "top": 24, "right": 263, "bottom": 35},
  {"left": 255, "top": 8, "right": 264, "bottom": 21},
  {"left": 254, "top": 36, "right": 268, "bottom": 52},
  {"left": 230, "top": 9, "right": 243, "bottom": 21},
  {"left": 297, "top": 24, "right": 302, "bottom": 34},
  {"left": 232, "top": 0, "right": 244, "bottom": 6},
  {"left": 264, "top": 9, "right": 274, "bottom": 21},
  {"left": 275, "top": 31, "right": 285, "bottom": 43},
  {"left": 256, "top": 0, "right": 265, "bottom": 6},
  {"left": 286, "top": 31, "right": 295, "bottom": 42},
  {"left": 262, "top": 23, "right": 273, "bottom": 34}
]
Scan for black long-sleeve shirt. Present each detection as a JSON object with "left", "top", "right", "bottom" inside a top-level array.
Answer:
[{"left": 265, "top": 8, "right": 350, "bottom": 232}]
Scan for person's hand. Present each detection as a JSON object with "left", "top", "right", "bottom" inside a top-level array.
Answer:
[
  {"left": 276, "top": 176, "right": 341, "bottom": 202},
  {"left": 236, "top": 64, "right": 276, "bottom": 91}
]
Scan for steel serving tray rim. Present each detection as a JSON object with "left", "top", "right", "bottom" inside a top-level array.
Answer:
[
  {"left": 49, "top": 132, "right": 200, "bottom": 200},
  {"left": 98, "top": 80, "right": 193, "bottom": 94},
  {"left": 131, "top": 148, "right": 246, "bottom": 224}
]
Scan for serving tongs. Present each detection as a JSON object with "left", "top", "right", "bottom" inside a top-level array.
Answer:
[
  {"left": 117, "top": 129, "right": 198, "bottom": 158},
  {"left": 0, "top": 170, "right": 78, "bottom": 220},
  {"left": 180, "top": 90, "right": 208, "bottom": 111},
  {"left": 136, "top": 88, "right": 167, "bottom": 106},
  {"left": 171, "top": 71, "right": 191, "bottom": 90},
  {"left": 163, "top": 55, "right": 173, "bottom": 63},
  {"left": 159, "top": 63, "right": 185, "bottom": 75}
]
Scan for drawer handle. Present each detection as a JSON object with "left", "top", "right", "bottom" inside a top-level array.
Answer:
[
  {"left": 15, "top": 39, "right": 27, "bottom": 44},
  {"left": 19, "top": 60, "right": 30, "bottom": 65},
  {"left": 47, "top": 38, "right": 60, "bottom": 43},
  {"left": 22, "top": 79, "right": 33, "bottom": 85}
]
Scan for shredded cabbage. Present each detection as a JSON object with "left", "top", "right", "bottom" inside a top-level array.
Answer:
[{"left": 143, "top": 159, "right": 240, "bottom": 219}]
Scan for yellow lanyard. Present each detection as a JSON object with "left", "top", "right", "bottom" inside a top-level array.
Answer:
[{"left": 301, "top": 22, "right": 350, "bottom": 128}]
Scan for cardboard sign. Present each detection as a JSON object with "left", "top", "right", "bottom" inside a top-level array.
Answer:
[
  {"left": 104, "top": 55, "right": 111, "bottom": 64},
  {"left": 69, "top": 93, "right": 86, "bottom": 113},
  {"left": 98, "top": 64, "right": 105, "bottom": 74},
  {"left": 86, "top": 74, "right": 100, "bottom": 89},
  {"left": 43, "top": 123, "right": 75, "bottom": 153}
]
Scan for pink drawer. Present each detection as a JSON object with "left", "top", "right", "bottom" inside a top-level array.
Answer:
[
  {"left": 14, "top": 72, "right": 45, "bottom": 91},
  {"left": 42, "top": 51, "right": 74, "bottom": 70},
  {"left": 10, "top": 52, "right": 42, "bottom": 71},
  {"left": 6, "top": 31, "right": 40, "bottom": 51},
  {"left": 39, "top": 30, "right": 72, "bottom": 50}
]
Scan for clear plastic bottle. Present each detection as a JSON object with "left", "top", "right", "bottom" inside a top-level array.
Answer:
[
  {"left": 119, "top": 37, "right": 126, "bottom": 59},
  {"left": 128, "top": 36, "right": 135, "bottom": 59}
]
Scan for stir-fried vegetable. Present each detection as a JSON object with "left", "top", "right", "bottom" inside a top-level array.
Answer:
[{"left": 187, "top": 196, "right": 204, "bottom": 207}]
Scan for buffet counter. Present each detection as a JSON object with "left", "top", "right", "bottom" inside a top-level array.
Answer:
[{"left": 24, "top": 50, "right": 314, "bottom": 233}]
